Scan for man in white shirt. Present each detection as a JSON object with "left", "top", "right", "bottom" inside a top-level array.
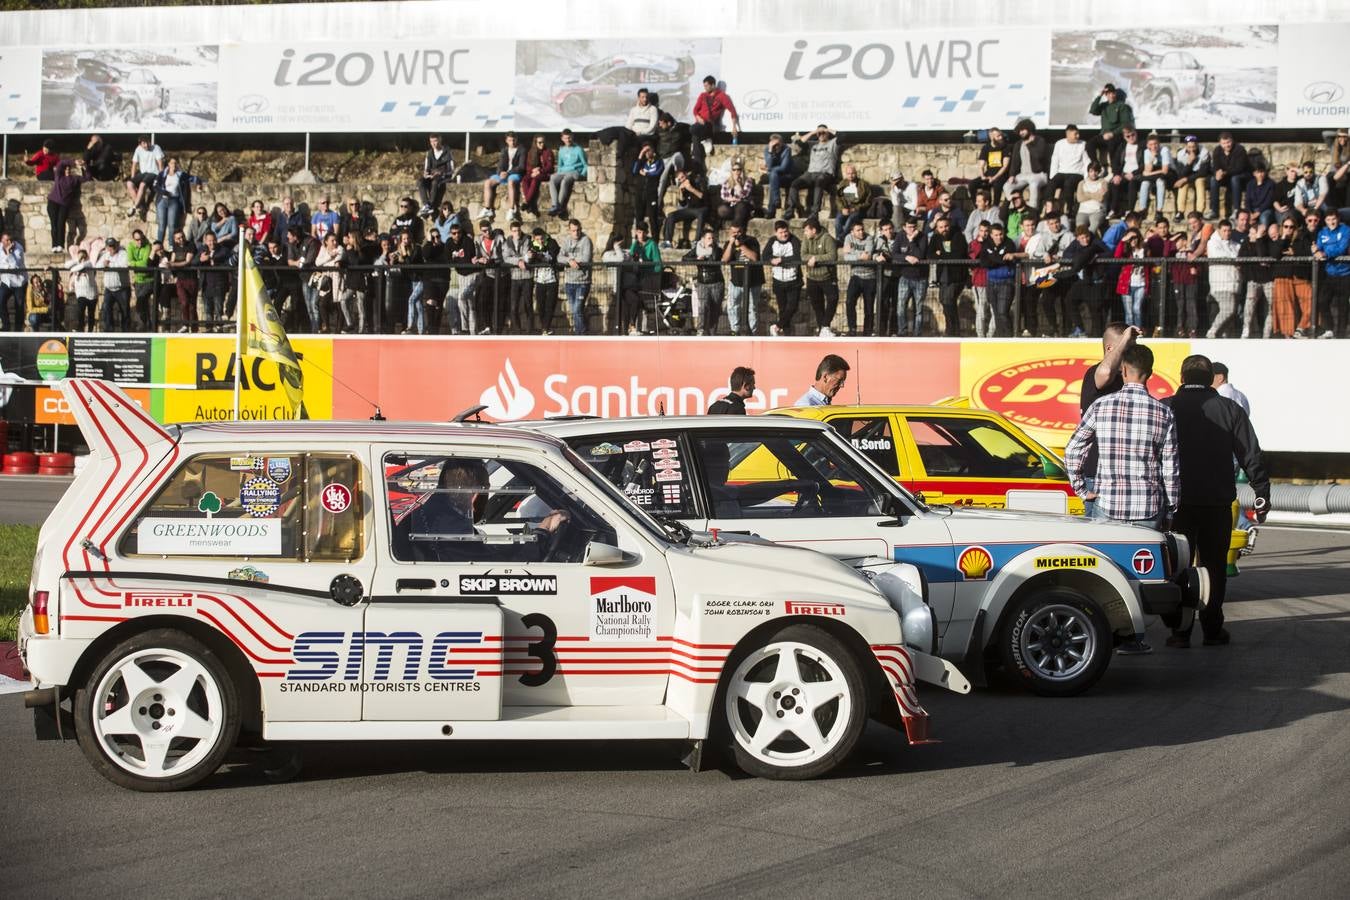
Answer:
[
  {"left": 124, "top": 134, "right": 164, "bottom": 219},
  {"left": 0, "top": 232, "right": 26, "bottom": 331},
  {"left": 1049, "top": 124, "right": 1089, "bottom": 217},
  {"left": 625, "top": 89, "right": 659, "bottom": 138},
  {"left": 796, "top": 354, "right": 850, "bottom": 406},
  {"left": 96, "top": 237, "right": 132, "bottom": 332},
  {"left": 1211, "top": 362, "right": 1250, "bottom": 414},
  {"left": 1206, "top": 219, "right": 1242, "bottom": 338}
]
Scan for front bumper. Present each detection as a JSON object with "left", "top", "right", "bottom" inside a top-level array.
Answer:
[{"left": 1140, "top": 566, "right": 1211, "bottom": 618}]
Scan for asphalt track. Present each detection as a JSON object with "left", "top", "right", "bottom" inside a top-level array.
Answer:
[{"left": 2, "top": 526, "right": 1348, "bottom": 898}]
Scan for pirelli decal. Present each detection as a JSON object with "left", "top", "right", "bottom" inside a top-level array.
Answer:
[{"left": 1034, "top": 555, "right": 1098, "bottom": 570}]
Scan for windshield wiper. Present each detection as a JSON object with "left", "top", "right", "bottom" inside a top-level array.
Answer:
[{"left": 652, "top": 514, "right": 693, "bottom": 544}]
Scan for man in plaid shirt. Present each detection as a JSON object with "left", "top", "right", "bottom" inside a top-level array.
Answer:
[
  {"left": 1066, "top": 343, "right": 1180, "bottom": 527},
  {"left": 1066, "top": 343, "right": 1178, "bottom": 655}
]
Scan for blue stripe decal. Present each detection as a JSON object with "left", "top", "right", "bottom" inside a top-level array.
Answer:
[{"left": 894, "top": 542, "right": 1161, "bottom": 583}]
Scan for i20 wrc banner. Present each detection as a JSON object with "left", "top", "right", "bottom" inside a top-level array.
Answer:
[{"left": 4, "top": 21, "right": 1348, "bottom": 133}]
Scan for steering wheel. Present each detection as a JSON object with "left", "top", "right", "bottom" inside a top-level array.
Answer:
[{"left": 792, "top": 482, "right": 824, "bottom": 515}]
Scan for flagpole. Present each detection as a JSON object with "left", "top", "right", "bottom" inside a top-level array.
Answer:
[{"left": 233, "top": 243, "right": 244, "bottom": 420}]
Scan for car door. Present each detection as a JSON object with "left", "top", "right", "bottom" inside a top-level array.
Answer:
[
  {"left": 365, "top": 444, "right": 675, "bottom": 720},
  {"left": 819, "top": 413, "right": 905, "bottom": 482},
  {"left": 897, "top": 413, "right": 1074, "bottom": 514}
]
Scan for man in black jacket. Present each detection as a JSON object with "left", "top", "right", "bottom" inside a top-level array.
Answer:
[
  {"left": 1004, "top": 118, "right": 1052, "bottom": 210},
  {"left": 926, "top": 215, "right": 968, "bottom": 336},
  {"left": 1208, "top": 132, "right": 1252, "bottom": 220},
  {"left": 708, "top": 366, "right": 755, "bottom": 414},
  {"left": 1164, "top": 354, "right": 1270, "bottom": 648}
]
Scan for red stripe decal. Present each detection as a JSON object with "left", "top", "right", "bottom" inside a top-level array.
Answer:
[
  {"left": 196, "top": 609, "right": 294, "bottom": 666},
  {"left": 196, "top": 594, "right": 292, "bottom": 653}
]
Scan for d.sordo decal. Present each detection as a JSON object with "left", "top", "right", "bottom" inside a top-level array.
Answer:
[
  {"left": 589, "top": 576, "right": 657, "bottom": 642},
  {"left": 284, "top": 630, "right": 488, "bottom": 691},
  {"left": 459, "top": 572, "right": 558, "bottom": 595}
]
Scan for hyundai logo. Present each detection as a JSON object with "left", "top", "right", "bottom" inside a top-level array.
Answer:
[
  {"left": 237, "top": 94, "right": 270, "bottom": 114},
  {"left": 745, "top": 90, "right": 778, "bottom": 110},
  {"left": 1304, "top": 81, "right": 1345, "bottom": 104}
]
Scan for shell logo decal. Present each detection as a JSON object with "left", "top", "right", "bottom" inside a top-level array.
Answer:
[{"left": 957, "top": 545, "right": 994, "bottom": 581}]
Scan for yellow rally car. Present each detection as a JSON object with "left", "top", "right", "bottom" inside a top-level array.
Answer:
[{"left": 769, "top": 405, "right": 1085, "bottom": 516}]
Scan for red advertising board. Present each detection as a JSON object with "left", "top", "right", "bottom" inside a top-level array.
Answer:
[{"left": 331, "top": 337, "right": 962, "bottom": 421}]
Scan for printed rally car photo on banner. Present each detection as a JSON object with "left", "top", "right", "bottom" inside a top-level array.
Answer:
[{"left": 16, "top": 379, "right": 968, "bottom": 792}]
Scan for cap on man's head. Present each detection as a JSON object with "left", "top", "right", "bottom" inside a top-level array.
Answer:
[
  {"left": 1185, "top": 134, "right": 1199, "bottom": 143},
  {"left": 1103, "top": 83, "right": 1117, "bottom": 92},
  {"left": 888, "top": 171, "right": 903, "bottom": 182},
  {"left": 531, "top": 227, "right": 546, "bottom": 237}
]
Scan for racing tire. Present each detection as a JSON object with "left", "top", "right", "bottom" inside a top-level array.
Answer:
[
  {"left": 1148, "top": 89, "right": 1176, "bottom": 117},
  {"left": 718, "top": 624, "right": 868, "bottom": 780},
  {"left": 119, "top": 99, "right": 142, "bottom": 124},
  {"left": 74, "top": 629, "right": 241, "bottom": 792},
  {"left": 559, "top": 94, "right": 590, "bottom": 119},
  {"left": 998, "top": 589, "right": 1111, "bottom": 697}
]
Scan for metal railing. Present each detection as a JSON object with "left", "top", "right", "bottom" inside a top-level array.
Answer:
[{"left": 0, "top": 255, "right": 1346, "bottom": 337}]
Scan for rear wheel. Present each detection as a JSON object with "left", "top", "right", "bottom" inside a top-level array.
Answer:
[
  {"left": 999, "top": 589, "right": 1111, "bottom": 697},
  {"left": 720, "top": 624, "right": 867, "bottom": 779},
  {"left": 560, "top": 94, "right": 589, "bottom": 119},
  {"left": 74, "top": 629, "right": 240, "bottom": 791}
]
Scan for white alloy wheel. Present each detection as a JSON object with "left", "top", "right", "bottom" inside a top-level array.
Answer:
[
  {"left": 722, "top": 625, "right": 867, "bottom": 778},
  {"left": 75, "top": 629, "right": 240, "bottom": 791}
]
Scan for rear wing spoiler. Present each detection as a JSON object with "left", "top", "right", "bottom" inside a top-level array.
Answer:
[{"left": 58, "top": 378, "right": 177, "bottom": 462}]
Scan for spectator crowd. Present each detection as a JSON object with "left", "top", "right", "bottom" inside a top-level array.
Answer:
[{"left": 2, "top": 76, "right": 1349, "bottom": 338}]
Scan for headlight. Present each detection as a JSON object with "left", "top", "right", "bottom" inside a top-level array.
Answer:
[{"left": 867, "top": 564, "right": 937, "bottom": 655}]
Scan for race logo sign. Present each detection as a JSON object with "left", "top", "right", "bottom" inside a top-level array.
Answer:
[
  {"left": 957, "top": 545, "right": 994, "bottom": 581},
  {"left": 589, "top": 576, "right": 657, "bottom": 642},
  {"left": 459, "top": 572, "right": 558, "bottom": 595},
  {"left": 1132, "top": 549, "right": 1156, "bottom": 576},
  {"left": 321, "top": 483, "right": 352, "bottom": 514}
]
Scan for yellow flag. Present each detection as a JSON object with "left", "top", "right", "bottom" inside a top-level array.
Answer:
[{"left": 237, "top": 250, "right": 304, "bottom": 416}]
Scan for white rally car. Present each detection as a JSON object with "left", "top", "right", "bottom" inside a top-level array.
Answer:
[
  {"left": 17, "top": 379, "right": 967, "bottom": 791},
  {"left": 531, "top": 415, "right": 1209, "bottom": 698}
]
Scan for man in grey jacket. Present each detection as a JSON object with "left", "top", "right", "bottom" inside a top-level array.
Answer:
[
  {"left": 786, "top": 125, "right": 840, "bottom": 219},
  {"left": 500, "top": 220, "right": 534, "bottom": 334},
  {"left": 557, "top": 219, "right": 593, "bottom": 335},
  {"left": 841, "top": 221, "right": 884, "bottom": 336}
]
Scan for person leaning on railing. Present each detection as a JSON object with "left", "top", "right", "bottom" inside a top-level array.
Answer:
[{"left": 1270, "top": 218, "right": 1313, "bottom": 338}]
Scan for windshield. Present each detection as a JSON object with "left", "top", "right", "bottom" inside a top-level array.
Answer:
[{"left": 562, "top": 445, "right": 677, "bottom": 545}]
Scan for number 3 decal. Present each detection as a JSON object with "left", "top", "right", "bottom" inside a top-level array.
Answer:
[{"left": 518, "top": 612, "right": 557, "bottom": 686}]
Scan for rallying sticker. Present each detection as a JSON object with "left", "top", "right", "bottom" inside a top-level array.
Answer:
[
  {"left": 623, "top": 439, "right": 651, "bottom": 453},
  {"left": 241, "top": 476, "right": 282, "bottom": 517},
  {"left": 589, "top": 576, "right": 657, "bottom": 642},
  {"left": 459, "top": 573, "right": 558, "bottom": 595},
  {"left": 655, "top": 470, "right": 681, "bottom": 482},
  {"left": 957, "top": 546, "right": 994, "bottom": 581},
  {"left": 589, "top": 442, "right": 623, "bottom": 457},
  {"left": 661, "top": 484, "right": 681, "bottom": 504},
  {"left": 651, "top": 438, "right": 677, "bottom": 450},
  {"left": 228, "top": 565, "right": 270, "bottom": 584},
  {"left": 321, "top": 483, "right": 353, "bottom": 514},
  {"left": 654, "top": 458, "right": 681, "bottom": 470},
  {"left": 1034, "top": 555, "right": 1098, "bottom": 570},
  {"left": 652, "top": 448, "right": 678, "bottom": 460},
  {"left": 230, "top": 455, "right": 264, "bottom": 471},
  {"left": 1132, "top": 549, "right": 1156, "bottom": 576}
]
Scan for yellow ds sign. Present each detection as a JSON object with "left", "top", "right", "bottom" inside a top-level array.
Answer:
[{"left": 156, "top": 337, "right": 333, "bottom": 423}]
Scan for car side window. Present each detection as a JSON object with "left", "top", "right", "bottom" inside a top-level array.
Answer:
[
  {"left": 120, "top": 452, "right": 364, "bottom": 561},
  {"left": 384, "top": 453, "right": 616, "bottom": 565},
  {"left": 694, "top": 432, "right": 888, "bottom": 520},
  {"left": 565, "top": 434, "right": 696, "bottom": 518},
  {"left": 826, "top": 416, "right": 901, "bottom": 477},
  {"left": 906, "top": 417, "right": 1045, "bottom": 480}
]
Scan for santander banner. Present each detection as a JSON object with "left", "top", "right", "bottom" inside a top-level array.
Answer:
[{"left": 331, "top": 337, "right": 962, "bottom": 422}]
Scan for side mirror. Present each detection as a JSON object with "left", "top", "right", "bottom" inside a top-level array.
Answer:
[
  {"left": 1041, "top": 456, "right": 1067, "bottom": 479},
  {"left": 583, "top": 541, "right": 630, "bottom": 567}
]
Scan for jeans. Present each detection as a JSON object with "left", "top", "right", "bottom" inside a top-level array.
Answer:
[
  {"left": 805, "top": 280, "right": 838, "bottom": 330},
  {"left": 548, "top": 173, "right": 580, "bottom": 211},
  {"left": 101, "top": 286, "right": 131, "bottom": 332},
  {"left": 656, "top": 152, "right": 686, "bottom": 204},
  {"left": 973, "top": 285, "right": 993, "bottom": 337},
  {"left": 897, "top": 277, "right": 928, "bottom": 335},
  {"left": 566, "top": 281, "right": 590, "bottom": 334},
  {"left": 1004, "top": 172, "right": 1048, "bottom": 208},
  {"left": 1208, "top": 173, "right": 1251, "bottom": 218},
  {"left": 1136, "top": 176, "right": 1167, "bottom": 214},
  {"left": 696, "top": 282, "right": 724, "bottom": 333},
  {"left": 406, "top": 280, "right": 426, "bottom": 334},
  {"left": 534, "top": 280, "right": 559, "bottom": 332},
  {"left": 938, "top": 282, "right": 963, "bottom": 335},
  {"left": 47, "top": 199, "right": 70, "bottom": 248},
  {"left": 338, "top": 288, "right": 364, "bottom": 332},
  {"left": 303, "top": 282, "right": 320, "bottom": 332},
  {"left": 844, "top": 276, "right": 876, "bottom": 334},
  {"left": 1207, "top": 288, "right": 1238, "bottom": 338},
  {"left": 1122, "top": 284, "right": 1146, "bottom": 328},
  {"left": 772, "top": 279, "right": 801, "bottom": 332},
  {"left": 986, "top": 280, "right": 1013, "bottom": 336},
  {"left": 835, "top": 211, "right": 865, "bottom": 243},
  {"left": 457, "top": 272, "right": 480, "bottom": 334},
  {"left": 155, "top": 197, "right": 182, "bottom": 244},
  {"left": 202, "top": 284, "right": 225, "bottom": 329},
  {"left": 727, "top": 284, "right": 760, "bottom": 335},
  {"left": 76, "top": 297, "right": 97, "bottom": 332},
  {"left": 767, "top": 169, "right": 792, "bottom": 213}
]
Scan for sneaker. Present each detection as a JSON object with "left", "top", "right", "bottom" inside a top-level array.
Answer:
[
  {"left": 819, "top": 326, "right": 835, "bottom": 337},
  {"left": 477, "top": 326, "right": 492, "bottom": 335},
  {"left": 177, "top": 325, "right": 189, "bottom": 334},
  {"left": 1202, "top": 628, "right": 1231, "bottom": 646},
  {"left": 418, "top": 205, "right": 433, "bottom": 217},
  {"left": 1172, "top": 212, "right": 1184, "bottom": 223},
  {"left": 628, "top": 325, "right": 639, "bottom": 335},
  {"left": 127, "top": 206, "right": 138, "bottom": 217},
  {"left": 769, "top": 324, "right": 781, "bottom": 337},
  {"left": 1070, "top": 327, "right": 1085, "bottom": 337},
  {"left": 696, "top": 328, "right": 706, "bottom": 336},
  {"left": 1021, "top": 328, "right": 1032, "bottom": 337},
  {"left": 1116, "top": 638, "right": 1153, "bottom": 655},
  {"left": 509, "top": 207, "right": 522, "bottom": 222},
  {"left": 1319, "top": 329, "right": 1335, "bottom": 339},
  {"left": 701, "top": 138, "right": 713, "bottom": 156},
  {"left": 51, "top": 244, "right": 63, "bottom": 253},
  {"left": 659, "top": 240, "right": 673, "bottom": 249},
  {"left": 477, "top": 207, "right": 493, "bottom": 221},
  {"left": 1241, "top": 329, "right": 1251, "bottom": 339},
  {"left": 1165, "top": 633, "right": 1191, "bottom": 649},
  {"left": 1293, "top": 328, "right": 1306, "bottom": 339},
  {"left": 541, "top": 328, "right": 551, "bottom": 336}
]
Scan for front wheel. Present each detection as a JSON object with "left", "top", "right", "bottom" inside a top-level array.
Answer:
[
  {"left": 720, "top": 624, "right": 868, "bottom": 779},
  {"left": 74, "top": 629, "right": 240, "bottom": 791},
  {"left": 999, "top": 589, "right": 1111, "bottom": 697}
]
